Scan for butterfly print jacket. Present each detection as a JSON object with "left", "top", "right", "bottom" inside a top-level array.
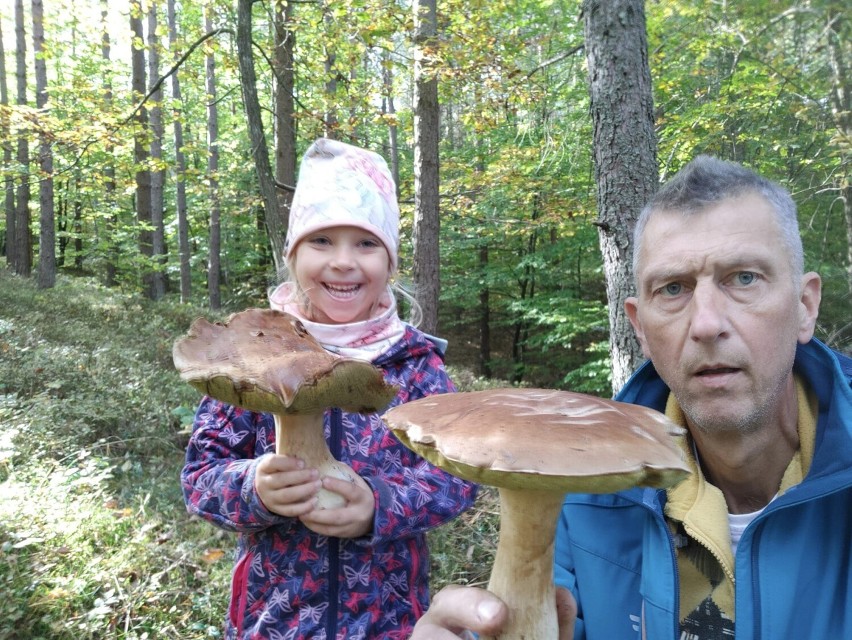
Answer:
[{"left": 181, "top": 325, "right": 478, "bottom": 640}]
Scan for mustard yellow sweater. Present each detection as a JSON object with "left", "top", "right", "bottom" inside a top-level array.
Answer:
[{"left": 663, "top": 376, "right": 817, "bottom": 626}]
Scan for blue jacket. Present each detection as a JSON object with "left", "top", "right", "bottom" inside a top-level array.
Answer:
[
  {"left": 554, "top": 339, "right": 852, "bottom": 639},
  {"left": 182, "top": 325, "right": 478, "bottom": 640}
]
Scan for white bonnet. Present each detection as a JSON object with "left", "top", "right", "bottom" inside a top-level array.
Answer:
[{"left": 284, "top": 138, "right": 400, "bottom": 271}]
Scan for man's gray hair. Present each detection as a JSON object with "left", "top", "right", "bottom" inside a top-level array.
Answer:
[{"left": 632, "top": 156, "right": 804, "bottom": 282}]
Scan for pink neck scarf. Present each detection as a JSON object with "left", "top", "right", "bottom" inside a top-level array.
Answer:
[{"left": 268, "top": 282, "right": 405, "bottom": 362}]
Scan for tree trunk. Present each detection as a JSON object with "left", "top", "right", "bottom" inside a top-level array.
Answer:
[
  {"left": 130, "top": 0, "right": 153, "bottom": 293},
  {"left": 236, "top": 0, "right": 284, "bottom": 274},
  {"left": 382, "top": 53, "right": 400, "bottom": 197},
  {"left": 73, "top": 178, "right": 83, "bottom": 269},
  {"left": 273, "top": 0, "right": 296, "bottom": 237},
  {"left": 0, "top": 22, "right": 14, "bottom": 265},
  {"left": 101, "top": 1, "right": 117, "bottom": 287},
  {"left": 479, "top": 244, "right": 492, "bottom": 378},
  {"left": 147, "top": 3, "right": 167, "bottom": 299},
  {"left": 33, "top": 0, "right": 55, "bottom": 288},
  {"left": 205, "top": 4, "right": 221, "bottom": 311},
  {"left": 583, "top": 0, "right": 658, "bottom": 394},
  {"left": 13, "top": 0, "right": 31, "bottom": 277},
  {"left": 167, "top": 0, "right": 191, "bottom": 302},
  {"left": 824, "top": 4, "right": 851, "bottom": 295},
  {"left": 322, "top": 2, "right": 337, "bottom": 137},
  {"left": 412, "top": 0, "right": 441, "bottom": 335}
]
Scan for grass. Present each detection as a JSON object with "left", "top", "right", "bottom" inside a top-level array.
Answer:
[{"left": 0, "top": 271, "right": 498, "bottom": 639}]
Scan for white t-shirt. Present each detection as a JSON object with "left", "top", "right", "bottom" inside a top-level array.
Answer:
[{"left": 728, "top": 508, "right": 764, "bottom": 556}]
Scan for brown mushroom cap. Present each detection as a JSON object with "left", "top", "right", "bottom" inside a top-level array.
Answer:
[
  {"left": 173, "top": 308, "right": 397, "bottom": 414},
  {"left": 383, "top": 388, "right": 689, "bottom": 493}
]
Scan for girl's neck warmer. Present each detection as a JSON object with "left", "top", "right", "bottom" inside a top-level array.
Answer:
[{"left": 268, "top": 282, "right": 405, "bottom": 362}]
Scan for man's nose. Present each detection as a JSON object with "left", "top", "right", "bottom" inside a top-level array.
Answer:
[{"left": 688, "top": 284, "right": 729, "bottom": 341}]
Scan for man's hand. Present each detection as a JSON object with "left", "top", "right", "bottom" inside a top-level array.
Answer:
[
  {"left": 411, "top": 585, "right": 577, "bottom": 640},
  {"left": 411, "top": 585, "right": 508, "bottom": 639}
]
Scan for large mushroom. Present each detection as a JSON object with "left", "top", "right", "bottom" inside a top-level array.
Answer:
[
  {"left": 173, "top": 308, "right": 398, "bottom": 509},
  {"left": 382, "top": 388, "right": 689, "bottom": 640}
]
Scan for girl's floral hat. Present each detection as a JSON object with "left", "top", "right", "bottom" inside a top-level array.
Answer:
[{"left": 284, "top": 138, "right": 400, "bottom": 271}]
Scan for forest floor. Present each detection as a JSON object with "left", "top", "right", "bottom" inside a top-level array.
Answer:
[{"left": 0, "top": 271, "right": 499, "bottom": 640}]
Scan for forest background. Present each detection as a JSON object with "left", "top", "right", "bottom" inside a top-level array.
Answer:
[{"left": 0, "top": 0, "right": 849, "bottom": 638}]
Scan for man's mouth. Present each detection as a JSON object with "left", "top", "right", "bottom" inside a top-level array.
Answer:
[{"left": 695, "top": 366, "right": 739, "bottom": 377}]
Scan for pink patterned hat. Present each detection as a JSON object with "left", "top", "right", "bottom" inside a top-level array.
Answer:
[{"left": 284, "top": 138, "right": 400, "bottom": 271}]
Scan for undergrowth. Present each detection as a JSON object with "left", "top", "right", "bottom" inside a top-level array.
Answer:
[{"left": 0, "top": 271, "right": 498, "bottom": 639}]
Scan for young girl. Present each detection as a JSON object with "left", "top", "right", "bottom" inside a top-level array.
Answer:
[{"left": 181, "top": 138, "right": 478, "bottom": 640}]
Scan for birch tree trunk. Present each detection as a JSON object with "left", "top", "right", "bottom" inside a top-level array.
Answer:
[
  {"left": 583, "top": 0, "right": 657, "bottom": 394},
  {"left": 412, "top": 0, "right": 441, "bottom": 335}
]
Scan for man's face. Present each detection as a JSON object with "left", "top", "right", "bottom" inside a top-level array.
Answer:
[{"left": 625, "top": 192, "right": 821, "bottom": 435}]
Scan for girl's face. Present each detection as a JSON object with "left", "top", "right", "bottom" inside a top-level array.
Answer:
[{"left": 292, "top": 225, "right": 392, "bottom": 324}]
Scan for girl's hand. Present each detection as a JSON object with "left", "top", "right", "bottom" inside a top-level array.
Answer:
[
  {"left": 254, "top": 454, "right": 321, "bottom": 518},
  {"left": 299, "top": 466, "right": 375, "bottom": 538}
]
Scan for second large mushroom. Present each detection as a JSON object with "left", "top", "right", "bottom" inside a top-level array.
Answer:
[
  {"left": 382, "top": 388, "right": 689, "bottom": 640},
  {"left": 174, "top": 308, "right": 398, "bottom": 509}
]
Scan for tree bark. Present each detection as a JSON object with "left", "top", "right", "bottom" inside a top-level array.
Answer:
[
  {"left": 236, "top": 0, "right": 284, "bottom": 274},
  {"left": 273, "top": 0, "right": 296, "bottom": 236},
  {"left": 13, "top": 0, "right": 31, "bottom": 276},
  {"left": 322, "top": 2, "right": 337, "bottom": 137},
  {"left": 0, "top": 22, "right": 14, "bottom": 265},
  {"left": 131, "top": 0, "right": 153, "bottom": 293},
  {"left": 168, "top": 0, "right": 191, "bottom": 302},
  {"left": 412, "top": 0, "right": 441, "bottom": 335},
  {"left": 101, "top": 1, "right": 118, "bottom": 287},
  {"left": 382, "top": 52, "right": 400, "bottom": 197},
  {"left": 824, "top": 5, "right": 851, "bottom": 295},
  {"left": 147, "top": 3, "right": 167, "bottom": 299},
  {"left": 32, "top": 0, "right": 55, "bottom": 288},
  {"left": 583, "top": 0, "right": 658, "bottom": 394},
  {"left": 205, "top": 4, "right": 221, "bottom": 311}
]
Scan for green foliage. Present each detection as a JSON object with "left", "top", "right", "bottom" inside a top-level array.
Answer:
[{"left": 0, "top": 271, "right": 233, "bottom": 639}]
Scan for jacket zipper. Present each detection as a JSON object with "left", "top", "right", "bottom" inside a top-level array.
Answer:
[
  {"left": 639, "top": 489, "right": 681, "bottom": 640},
  {"left": 327, "top": 408, "right": 341, "bottom": 639}
]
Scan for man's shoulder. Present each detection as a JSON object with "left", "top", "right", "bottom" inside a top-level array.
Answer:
[{"left": 797, "top": 339, "right": 852, "bottom": 389}]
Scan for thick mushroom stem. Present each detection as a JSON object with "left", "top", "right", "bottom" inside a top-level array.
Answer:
[
  {"left": 273, "top": 413, "right": 355, "bottom": 509},
  {"left": 482, "top": 488, "right": 565, "bottom": 640}
]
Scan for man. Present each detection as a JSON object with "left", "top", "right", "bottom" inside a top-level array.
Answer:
[{"left": 413, "top": 156, "right": 852, "bottom": 639}]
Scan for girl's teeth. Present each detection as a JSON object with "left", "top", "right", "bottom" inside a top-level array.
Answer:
[{"left": 325, "top": 284, "right": 359, "bottom": 297}]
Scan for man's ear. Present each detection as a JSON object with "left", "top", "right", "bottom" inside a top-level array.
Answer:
[
  {"left": 624, "top": 296, "right": 651, "bottom": 358},
  {"left": 797, "top": 272, "right": 822, "bottom": 344}
]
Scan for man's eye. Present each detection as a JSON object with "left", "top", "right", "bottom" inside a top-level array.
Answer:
[
  {"left": 662, "top": 282, "right": 682, "bottom": 296},
  {"left": 735, "top": 271, "right": 757, "bottom": 286}
]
